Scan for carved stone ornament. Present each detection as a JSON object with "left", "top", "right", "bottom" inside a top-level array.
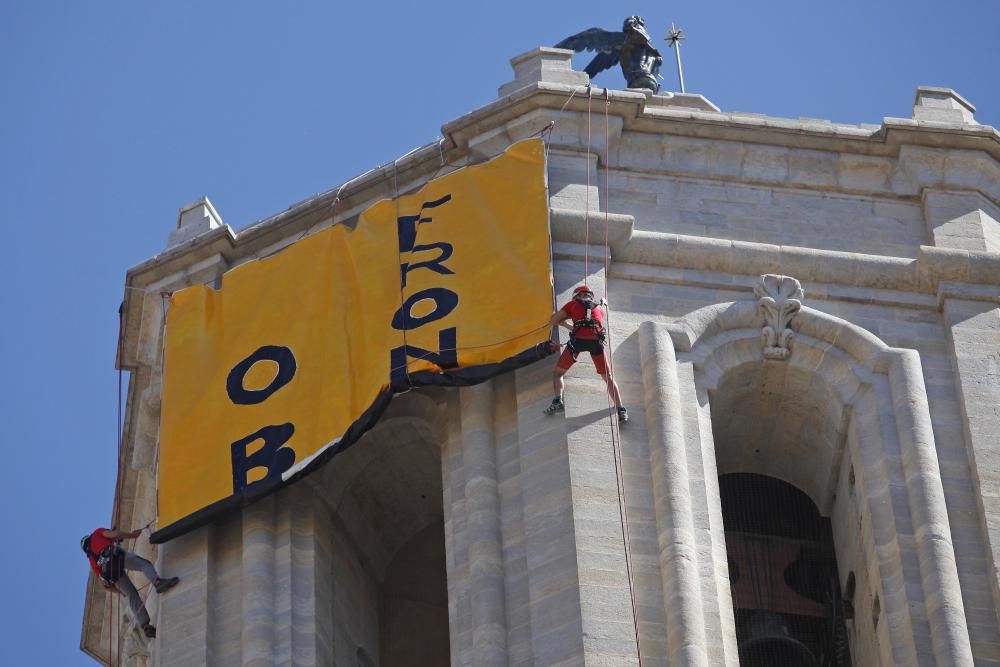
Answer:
[{"left": 754, "top": 274, "right": 804, "bottom": 360}]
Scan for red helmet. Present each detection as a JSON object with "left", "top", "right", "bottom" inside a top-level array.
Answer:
[{"left": 573, "top": 285, "right": 594, "bottom": 298}]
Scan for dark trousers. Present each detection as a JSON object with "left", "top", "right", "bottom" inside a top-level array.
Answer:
[{"left": 112, "top": 552, "right": 159, "bottom": 626}]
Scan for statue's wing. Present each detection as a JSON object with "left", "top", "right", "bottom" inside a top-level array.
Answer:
[
  {"left": 554, "top": 28, "right": 624, "bottom": 78},
  {"left": 555, "top": 28, "right": 623, "bottom": 53},
  {"left": 583, "top": 51, "right": 620, "bottom": 78}
]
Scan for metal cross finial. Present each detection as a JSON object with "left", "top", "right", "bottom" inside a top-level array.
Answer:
[{"left": 664, "top": 22, "right": 687, "bottom": 94}]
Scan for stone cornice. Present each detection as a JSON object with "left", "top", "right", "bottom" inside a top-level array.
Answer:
[
  {"left": 615, "top": 229, "right": 999, "bottom": 295},
  {"left": 443, "top": 81, "right": 1000, "bottom": 161},
  {"left": 550, "top": 208, "right": 999, "bottom": 301}
]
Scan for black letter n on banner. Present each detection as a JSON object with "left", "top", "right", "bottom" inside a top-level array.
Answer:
[
  {"left": 231, "top": 423, "right": 296, "bottom": 493},
  {"left": 390, "top": 327, "right": 458, "bottom": 384}
]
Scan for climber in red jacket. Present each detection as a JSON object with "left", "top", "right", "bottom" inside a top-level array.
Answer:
[
  {"left": 81, "top": 527, "right": 179, "bottom": 639},
  {"left": 544, "top": 285, "right": 628, "bottom": 422}
]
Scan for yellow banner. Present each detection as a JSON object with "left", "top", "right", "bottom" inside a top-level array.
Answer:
[{"left": 153, "top": 139, "right": 552, "bottom": 542}]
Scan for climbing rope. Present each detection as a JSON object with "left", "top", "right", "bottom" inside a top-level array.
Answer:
[
  {"left": 106, "top": 568, "right": 113, "bottom": 666},
  {"left": 108, "top": 303, "right": 127, "bottom": 665},
  {"left": 581, "top": 86, "right": 643, "bottom": 665},
  {"left": 584, "top": 85, "right": 593, "bottom": 283},
  {"left": 603, "top": 87, "right": 643, "bottom": 665},
  {"left": 109, "top": 300, "right": 159, "bottom": 665},
  {"left": 151, "top": 293, "right": 170, "bottom": 518}
]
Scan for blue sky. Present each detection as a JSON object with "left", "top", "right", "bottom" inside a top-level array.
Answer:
[{"left": 2, "top": 1, "right": 997, "bottom": 663}]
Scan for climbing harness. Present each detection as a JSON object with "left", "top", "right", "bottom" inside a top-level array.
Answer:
[
  {"left": 569, "top": 297, "right": 607, "bottom": 345},
  {"left": 83, "top": 537, "right": 126, "bottom": 585}
]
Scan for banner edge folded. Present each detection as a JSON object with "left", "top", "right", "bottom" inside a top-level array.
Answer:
[{"left": 149, "top": 340, "right": 553, "bottom": 545}]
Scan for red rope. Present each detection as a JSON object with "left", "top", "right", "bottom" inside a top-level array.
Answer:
[
  {"left": 106, "top": 581, "right": 113, "bottom": 666},
  {"left": 113, "top": 307, "right": 124, "bottom": 529},
  {"left": 600, "top": 88, "right": 643, "bottom": 666},
  {"left": 113, "top": 306, "right": 127, "bottom": 665},
  {"left": 584, "top": 85, "right": 592, "bottom": 284}
]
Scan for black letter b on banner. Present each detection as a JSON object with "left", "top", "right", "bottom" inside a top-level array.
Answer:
[{"left": 231, "top": 423, "right": 296, "bottom": 493}]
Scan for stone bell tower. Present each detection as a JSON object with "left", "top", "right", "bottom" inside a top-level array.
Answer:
[{"left": 82, "top": 45, "right": 1000, "bottom": 666}]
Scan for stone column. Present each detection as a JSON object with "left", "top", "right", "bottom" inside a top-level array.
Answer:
[
  {"left": 491, "top": 372, "right": 533, "bottom": 664},
  {"left": 459, "top": 381, "right": 508, "bottom": 666},
  {"left": 677, "top": 364, "right": 740, "bottom": 666},
  {"left": 441, "top": 393, "right": 471, "bottom": 664},
  {"left": 887, "top": 350, "right": 975, "bottom": 666},
  {"left": 271, "top": 487, "right": 334, "bottom": 666},
  {"left": 853, "top": 394, "right": 921, "bottom": 667},
  {"left": 512, "top": 361, "right": 587, "bottom": 665},
  {"left": 944, "top": 298, "right": 1000, "bottom": 636},
  {"left": 560, "top": 359, "right": 640, "bottom": 663},
  {"left": 155, "top": 526, "right": 213, "bottom": 667},
  {"left": 241, "top": 497, "right": 277, "bottom": 667},
  {"left": 638, "top": 322, "right": 709, "bottom": 666}
]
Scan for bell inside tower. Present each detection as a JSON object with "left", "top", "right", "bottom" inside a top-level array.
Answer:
[{"left": 721, "top": 473, "right": 850, "bottom": 667}]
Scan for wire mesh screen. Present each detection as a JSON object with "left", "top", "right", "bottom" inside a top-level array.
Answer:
[{"left": 720, "top": 473, "right": 851, "bottom": 667}]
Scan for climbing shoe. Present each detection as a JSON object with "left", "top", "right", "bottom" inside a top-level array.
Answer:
[
  {"left": 142, "top": 624, "right": 157, "bottom": 639},
  {"left": 154, "top": 576, "right": 179, "bottom": 594},
  {"left": 544, "top": 398, "right": 565, "bottom": 415},
  {"left": 617, "top": 406, "right": 629, "bottom": 423}
]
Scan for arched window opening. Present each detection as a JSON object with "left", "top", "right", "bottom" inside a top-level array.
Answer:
[
  {"left": 378, "top": 522, "right": 450, "bottom": 665},
  {"left": 721, "top": 473, "right": 850, "bottom": 667},
  {"left": 311, "top": 402, "right": 450, "bottom": 667}
]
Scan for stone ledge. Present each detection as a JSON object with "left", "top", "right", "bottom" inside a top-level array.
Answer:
[
  {"left": 918, "top": 245, "right": 1000, "bottom": 289},
  {"left": 634, "top": 90, "right": 720, "bottom": 112},
  {"left": 937, "top": 281, "right": 1000, "bottom": 307},
  {"left": 549, "top": 208, "right": 634, "bottom": 256},
  {"left": 445, "top": 80, "right": 1000, "bottom": 161},
  {"left": 613, "top": 261, "right": 941, "bottom": 311},
  {"left": 546, "top": 207, "right": 999, "bottom": 295},
  {"left": 605, "top": 229, "right": 1000, "bottom": 295}
]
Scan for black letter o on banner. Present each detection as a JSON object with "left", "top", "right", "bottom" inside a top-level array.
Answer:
[
  {"left": 391, "top": 288, "right": 458, "bottom": 330},
  {"left": 226, "top": 345, "right": 297, "bottom": 405}
]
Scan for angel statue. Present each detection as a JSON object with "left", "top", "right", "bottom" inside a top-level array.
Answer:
[{"left": 555, "top": 16, "right": 664, "bottom": 93}]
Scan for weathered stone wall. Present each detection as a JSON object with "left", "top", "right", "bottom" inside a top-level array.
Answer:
[
  {"left": 83, "top": 47, "right": 1000, "bottom": 666},
  {"left": 607, "top": 171, "right": 928, "bottom": 256}
]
